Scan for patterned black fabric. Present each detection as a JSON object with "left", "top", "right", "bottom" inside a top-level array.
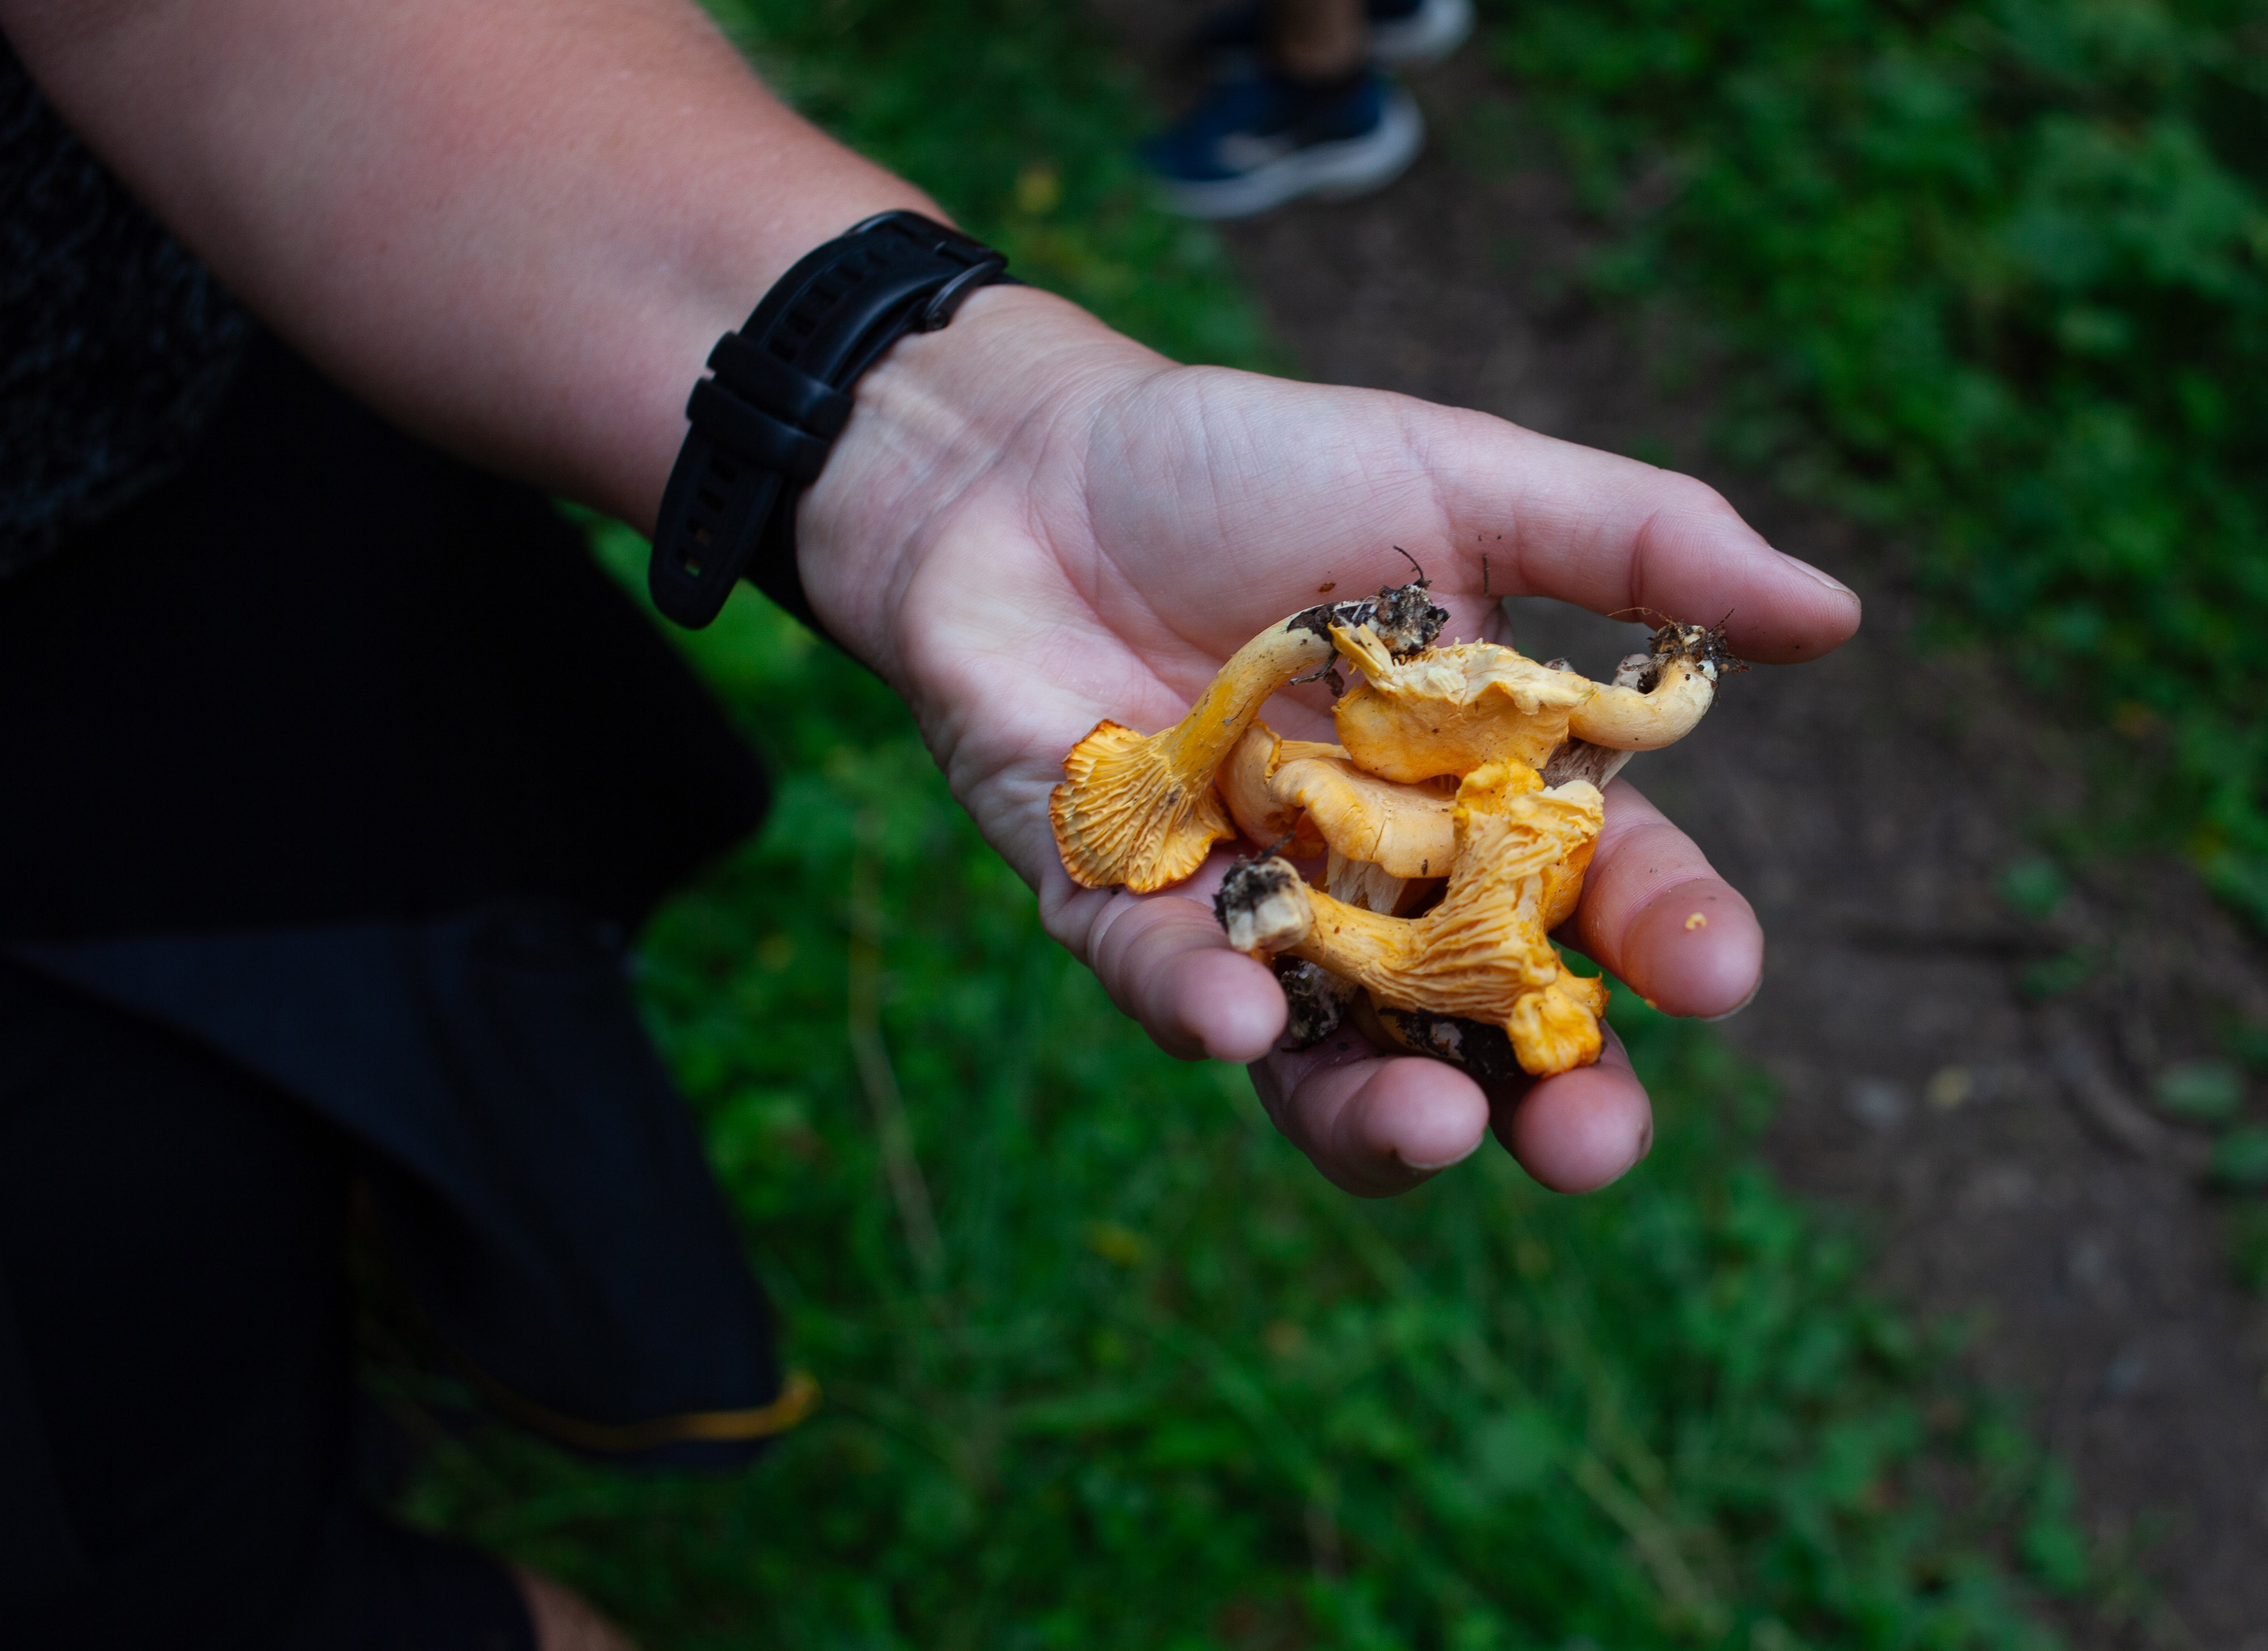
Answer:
[{"left": 1, "top": 36, "right": 250, "bottom": 577}]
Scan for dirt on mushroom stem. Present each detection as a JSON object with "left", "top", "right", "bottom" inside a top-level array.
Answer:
[{"left": 1057, "top": 580, "right": 1743, "bottom": 1080}]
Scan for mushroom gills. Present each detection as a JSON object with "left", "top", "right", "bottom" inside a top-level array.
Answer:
[{"left": 1050, "top": 581, "right": 1448, "bottom": 891}]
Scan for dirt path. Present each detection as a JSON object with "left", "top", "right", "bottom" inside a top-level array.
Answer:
[{"left": 1098, "top": 13, "right": 2268, "bottom": 1645}]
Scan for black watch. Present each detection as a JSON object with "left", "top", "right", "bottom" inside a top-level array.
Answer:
[{"left": 648, "top": 210, "right": 1014, "bottom": 633}]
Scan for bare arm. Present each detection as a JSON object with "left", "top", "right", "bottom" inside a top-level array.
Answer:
[
  {"left": 3, "top": 0, "right": 932, "bottom": 529},
  {"left": 3, "top": 0, "right": 1862, "bottom": 1196}
]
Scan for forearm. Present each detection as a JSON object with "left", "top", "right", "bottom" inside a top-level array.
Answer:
[{"left": 3, "top": 0, "right": 935, "bottom": 530}]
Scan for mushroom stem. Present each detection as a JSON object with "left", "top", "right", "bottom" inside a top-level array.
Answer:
[
  {"left": 1325, "top": 848, "right": 1411, "bottom": 917},
  {"left": 1215, "top": 856, "right": 1315, "bottom": 955},
  {"left": 1539, "top": 739, "right": 1634, "bottom": 791},
  {"left": 1564, "top": 619, "right": 1745, "bottom": 753},
  {"left": 1152, "top": 623, "right": 1338, "bottom": 786},
  {"left": 1565, "top": 655, "right": 1716, "bottom": 751}
]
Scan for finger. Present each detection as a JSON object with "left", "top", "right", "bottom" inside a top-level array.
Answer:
[
  {"left": 1079, "top": 888, "right": 1286, "bottom": 1063},
  {"left": 1251, "top": 1041, "right": 1493, "bottom": 1197},
  {"left": 1563, "top": 778, "right": 1762, "bottom": 1019},
  {"left": 1491, "top": 1025, "right": 1653, "bottom": 1192},
  {"left": 1415, "top": 415, "right": 1861, "bottom": 664},
  {"left": 1078, "top": 376, "right": 1858, "bottom": 669}
]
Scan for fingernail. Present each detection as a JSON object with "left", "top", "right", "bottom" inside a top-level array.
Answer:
[
  {"left": 1700, "top": 981, "right": 1761, "bottom": 1023},
  {"left": 1783, "top": 552, "right": 1856, "bottom": 598}
]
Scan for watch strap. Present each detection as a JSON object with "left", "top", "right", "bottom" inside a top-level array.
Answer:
[{"left": 649, "top": 212, "right": 1011, "bottom": 632}]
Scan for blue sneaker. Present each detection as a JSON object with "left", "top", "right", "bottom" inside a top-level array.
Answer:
[
  {"left": 1141, "top": 67, "right": 1424, "bottom": 220},
  {"left": 1188, "top": 0, "right": 1475, "bottom": 69}
]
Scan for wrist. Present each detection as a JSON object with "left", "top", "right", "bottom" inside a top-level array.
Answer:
[
  {"left": 796, "top": 283, "right": 1162, "bottom": 683},
  {"left": 589, "top": 182, "right": 945, "bottom": 535}
]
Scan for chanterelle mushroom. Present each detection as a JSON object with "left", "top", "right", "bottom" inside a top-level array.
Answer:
[
  {"left": 1331, "top": 617, "right": 1740, "bottom": 787},
  {"left": 1564, "top": 619, "right": 1740, "bottom": 751},
  {"left": 1212, "top": 774, "right": 1609, "bottom": 1076},
  {"left": 1050, "top": 582, "right": 1446, "bottom": 890},
  {"left": 1331, "top": 630, "right": 1593, "bottom": 783},
  {"left": 1270, "top": 748, "right": 1470, "bottom": 880},
  {"left": 1217, "top": 723, "right": 1332, "bottom": 862},
  {"left": 1054, "top": 555, "right": 1748, "bottom": 1084},
  {"left": 1368, "top": 965, "right": 1611, "bottom": 1081}
]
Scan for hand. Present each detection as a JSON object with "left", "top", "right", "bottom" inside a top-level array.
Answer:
[
  {"left": 2, "top": 0, "right": 1847, "bottom": 1198},
  {"left": 805, "top": 286, "right": 1860, "bottom": 1198}
]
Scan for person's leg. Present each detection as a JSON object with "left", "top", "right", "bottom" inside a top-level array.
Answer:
[
  {"left": 1266, "top": 0, "right": 1367, "bottom": 82},
  {"left": 0, "top": 958, "right": 544, "bottom": 1649},
  {"left": 1145, "top": 0, "right": 1425, "bottom": 217}
]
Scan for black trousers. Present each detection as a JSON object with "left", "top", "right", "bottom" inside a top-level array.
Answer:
[
  {"left": 0, "top": 957, "right": 533, "bottom": 1649},
  {"left": 0, "top": 333, "right": 771, "bottom": 1644}
]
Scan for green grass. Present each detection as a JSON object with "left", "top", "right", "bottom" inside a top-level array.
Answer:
[
  {"left": 395, "top": 0, "right": 2120, "bottom": 1640},
  {"left": 406, "top": 570, "right": 2079, "bottom": 1648},
  {"left": 1483, "top": 0, "right": 2268, "bottom": 912},
  {"left": 1481, "top": 0, "right": 2268, "bottom": 1305}
]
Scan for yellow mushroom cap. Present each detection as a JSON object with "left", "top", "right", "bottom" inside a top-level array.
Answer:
[
  {"left": 1506, "top": 965, "right": 1611, "bottom": 1076},
  {"left": 1050, "top": 719, "right": 1238, "bottom": 894},
  {"left": 1217, "top": 723, "right": 1330, "bottom": 860},
  {"left": 1331, "top": 630, "right": 1594, "bottom": 783},
  {"left": 1452, "top": 758, "right": 1547, "bottom": 817},
  {"left": 1268, "top": 749, "right": 1467, "bottom": 880}
]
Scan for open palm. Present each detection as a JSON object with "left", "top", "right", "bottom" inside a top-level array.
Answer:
[{"left": 804, "top": 289, "right": 1859, "bottom": 1198}]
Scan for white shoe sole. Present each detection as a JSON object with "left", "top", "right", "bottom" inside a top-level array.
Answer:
[
  {"left": 1370, "top": 0, "right": 1474, "bottom": 67},
  {"left": 1156, "top": 88, "right": 1426, "bottom": 220}
]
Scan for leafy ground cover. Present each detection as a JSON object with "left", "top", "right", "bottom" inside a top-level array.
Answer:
[
  {"left": 408, "top": 578, "right": 2079, "bottom": 1648},
  {"left": 1482, "top": 0, "right": 2268, "bottom": 1310},
  {"left": 396, "top": 0, "right": 2113, "bottom": 1640},
  {"left": 1483, "top": 0, "right": 2268, "bottom": 911}
]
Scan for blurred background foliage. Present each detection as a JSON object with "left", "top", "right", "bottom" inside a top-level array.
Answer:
[
  {"left": 1487, "top": 0, "right": 2268, "bottom": 914},
  {"left": 411, "top": 579, "right": 2079, "bottom": 1648},
  {"left": 383, "top": 0, "right": 2268, "bottom": 1639}
]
